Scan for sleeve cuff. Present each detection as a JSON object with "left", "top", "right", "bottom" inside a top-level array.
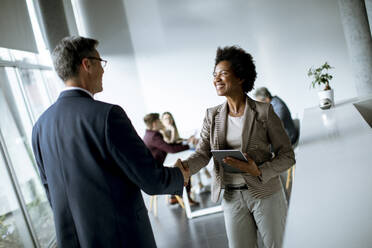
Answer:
[
  {"left": 257, "top": 163, "right": 274, "bottom": 184},
  {"left": 174, "top": 167, "right": 185, "bottom": 196}
]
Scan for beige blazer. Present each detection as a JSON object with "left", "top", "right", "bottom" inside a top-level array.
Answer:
[{"left": 184, "top": 96, "right": 295, "bottom": 202}]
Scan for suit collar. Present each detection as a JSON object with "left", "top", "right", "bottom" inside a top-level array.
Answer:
[
  {"left": 58, "top": 89, "right": 94, "bottom": 99},
  {"left": 241, "top": 96, "right": 257, "bottom": 152},
  {"left": 62, "top": 86, "right": 94, "bottom": 98},
  {"left": 215, "top": 102, "right": 228, "bottom": 149},
  {"left": 246, "top": 95, "right": 256, "bottom": 111}
]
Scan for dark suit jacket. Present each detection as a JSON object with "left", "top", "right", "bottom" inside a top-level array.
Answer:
[
  {"left": 143, "top": 130, "right": 189, "bottom": 165},
  {"left": 32, "top": 90, "right": 184, "bottom": 248}
]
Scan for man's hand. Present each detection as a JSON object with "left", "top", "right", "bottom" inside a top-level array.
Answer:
[
  {"left": 223, "top": 153, "right": 261, "bottom": 177},
  {"left": 174, "top": 159, "right": 190, "bottom": 186}
]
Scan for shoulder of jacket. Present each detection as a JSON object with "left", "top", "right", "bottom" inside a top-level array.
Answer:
[
  {"left": 33, "top": 102, "right": 57, "bottom": 128},
  {"left": 94, "top": 100, "right": 116, "bottom": 109},
  {"left": 96, "top": 103, "right": 123, "bottom": 118},
  {"left": 203, "top": 103, "right": 224, "bottom": 123},
  {"left": 206, "top": 103, "right": 224, "bottom": 115},
  {"left": 249, "top": 98, "right": 271, "bottom": 120},
  {"left": 90, "top": 102, "right": 122, "bottom": 123}
]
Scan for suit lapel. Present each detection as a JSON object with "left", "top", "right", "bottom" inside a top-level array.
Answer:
[
  {"left": 241, "top": 96, "right": 257, "bottom": 152},
  {"left": 214, "top": 102, "right": 228, "bottom": 150},
  {"left": 214, "top": 97, "right": 257, "bottom": 151}
]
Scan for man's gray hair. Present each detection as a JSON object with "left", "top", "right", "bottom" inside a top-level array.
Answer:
[
  {"left": 52, "top": 36, "right": 99, "bottom": 82},
  {"left": 254, "top": 87, "right": 272, "bottom": 99}
]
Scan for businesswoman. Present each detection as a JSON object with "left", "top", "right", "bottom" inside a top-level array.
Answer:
[{"left": 182, "top": 46, "right": 295, "bottom": 248}]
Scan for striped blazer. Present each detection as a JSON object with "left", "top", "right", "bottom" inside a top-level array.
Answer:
[{"left": 184, "top": 96, "right": 295, "bottom": 202}]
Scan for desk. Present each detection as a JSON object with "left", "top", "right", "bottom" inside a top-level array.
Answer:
[
  {"left": 283, "top": 95, "right": 372, "bottom": 247},
  {"left": 164, "top": 150, "right": 222, "bottom": 219}
]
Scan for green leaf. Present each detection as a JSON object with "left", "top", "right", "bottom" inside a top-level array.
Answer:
[{"left": 307, "top": 62, "right": 334, "bottom": 89}]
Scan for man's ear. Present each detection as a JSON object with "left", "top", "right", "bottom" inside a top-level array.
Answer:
[{"left": 81, "top": 58, "right": 91, "bottom": 72}]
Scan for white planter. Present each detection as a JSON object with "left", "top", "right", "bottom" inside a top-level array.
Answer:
[{"left": 318, "top": 89, "right": 334, "bottom": 108}]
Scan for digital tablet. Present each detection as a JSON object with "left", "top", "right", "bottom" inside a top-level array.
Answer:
[{"left": 211, "top": 150, "right": 248, "bottom": 173}]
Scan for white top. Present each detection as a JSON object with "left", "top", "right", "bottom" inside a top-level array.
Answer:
[
  {"left": 223, "top": 114, "right": 246, "bottom": 186},
  {"left": 61, "top": 86, "right": 93, "bottom": 98},
  {"left": 225, "top": 115, "right": 244, "bottom": 149}
]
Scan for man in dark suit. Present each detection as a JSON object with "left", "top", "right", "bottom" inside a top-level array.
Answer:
[{"left": 31, "top": 36, "right": 189, "bottom": 248}]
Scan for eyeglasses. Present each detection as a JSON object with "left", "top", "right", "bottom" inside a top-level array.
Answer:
[{"left": 86, "top": 56, "right": 107, "bottom": 68}]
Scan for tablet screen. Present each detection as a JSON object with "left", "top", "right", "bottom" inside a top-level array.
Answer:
[{"left": 211, "top": 150, "right": 247, "bottom": 173}]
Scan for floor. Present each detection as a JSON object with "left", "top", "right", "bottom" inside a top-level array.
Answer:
[
  {"left": 143, "top": 191, "right": 229, "bottom": 248},
  {"left": 143, "top": 172, "right": 293, "bottom": 248}
]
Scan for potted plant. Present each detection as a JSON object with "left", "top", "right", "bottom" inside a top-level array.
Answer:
[{"left": 307, "top": 62, "right": 334, "bottom": 109}]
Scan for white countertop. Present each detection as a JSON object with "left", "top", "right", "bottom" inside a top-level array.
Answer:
[{"left": 283, "top": 95, "right": 372, "bottom": 248}]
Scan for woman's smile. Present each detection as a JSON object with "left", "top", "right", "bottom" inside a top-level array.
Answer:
[{"left": 216, "top": 83, "right": 225, "bottom": 90}]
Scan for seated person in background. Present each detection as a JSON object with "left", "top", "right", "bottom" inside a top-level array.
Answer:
[
  {"left": 161, "top": 112, "right": 211, "bottom": 195},
  {"left": 161, "top": 112, "right": 198, "bottom": 146},
  {"left": 143, "top": 113, "right": 189, "bottom": 164},
  {"left": 160, "top": 112, "right": 182, "bottom": 143},
  {"left": 254, "top": 87, "right": 299, "bottom": 145},
  {"left": 143, "top": 113, "right": 198, "bottom": 205}
]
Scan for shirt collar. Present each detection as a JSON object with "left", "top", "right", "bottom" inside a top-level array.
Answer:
[{"left": 61, "top": 86, "right": 94, "bottom": 99}]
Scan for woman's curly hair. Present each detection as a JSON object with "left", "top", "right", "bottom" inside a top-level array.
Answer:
[{"left": 215, "top": 46, "right": 257, "bottom": 93}]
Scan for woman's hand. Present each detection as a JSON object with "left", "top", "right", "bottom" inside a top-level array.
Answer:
[{"left": 223, "top": 153, "right": 261, "bottom": 176}]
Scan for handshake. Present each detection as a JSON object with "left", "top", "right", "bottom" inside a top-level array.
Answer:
[{"left": 174, "top": 159, "right": 190, "bottom": 186}]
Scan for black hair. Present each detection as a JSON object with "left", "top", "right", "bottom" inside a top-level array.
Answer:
[{"left": 215, "top": 46, "right": 257, "bottom": 93}]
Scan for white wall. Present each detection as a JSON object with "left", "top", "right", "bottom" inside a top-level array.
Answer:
[
  {"left": 122, "top": 0, "right": 355, "bottom": 136},
  {"left": 72, "top": 0, "right": 147, "bottom": 135},
  {"left": 74, "top": 0, "right": 356, "bottom": 137}
]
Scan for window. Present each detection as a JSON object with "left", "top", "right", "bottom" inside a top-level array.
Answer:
[
  {"left": 0, "top": 67, "right": 56, "bottom": 247},
  {"left": 0, "top": 48, "right": 11, "bottom": 61},
  {"left": 0, "top": 0, "right": 69, "bottom": 245},
  {"left": 18, "top": 69, "right": 52, "bottom": 120},
  {"left": 0, "top": 149, "right": 34, "bottom": 248}
]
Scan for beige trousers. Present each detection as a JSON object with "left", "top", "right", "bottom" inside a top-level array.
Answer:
[{"left": 222, "top": 188, "right": 287, "bottom": 248}]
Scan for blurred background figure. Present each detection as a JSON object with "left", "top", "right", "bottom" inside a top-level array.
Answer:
[
  {"left": 161, "top": 112, "right": 198, "bottom": 146},
  {"left": 161, "top": 112, "right": 212, "bottom": 195},
  {"left": 160, "top": 112, "right": 182, "bottom": 144},
  {"left": 254, "top": 87, "right": 299, "bottom": 145},
  {"left": 143, "top": 113, "right": 199, "bottom": 205},
  {"left": 143, "top": 113, "right": 189, "bottom": 168},
  {"left": 254, "top": 87, "right": 299, "bottom": 202}
]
